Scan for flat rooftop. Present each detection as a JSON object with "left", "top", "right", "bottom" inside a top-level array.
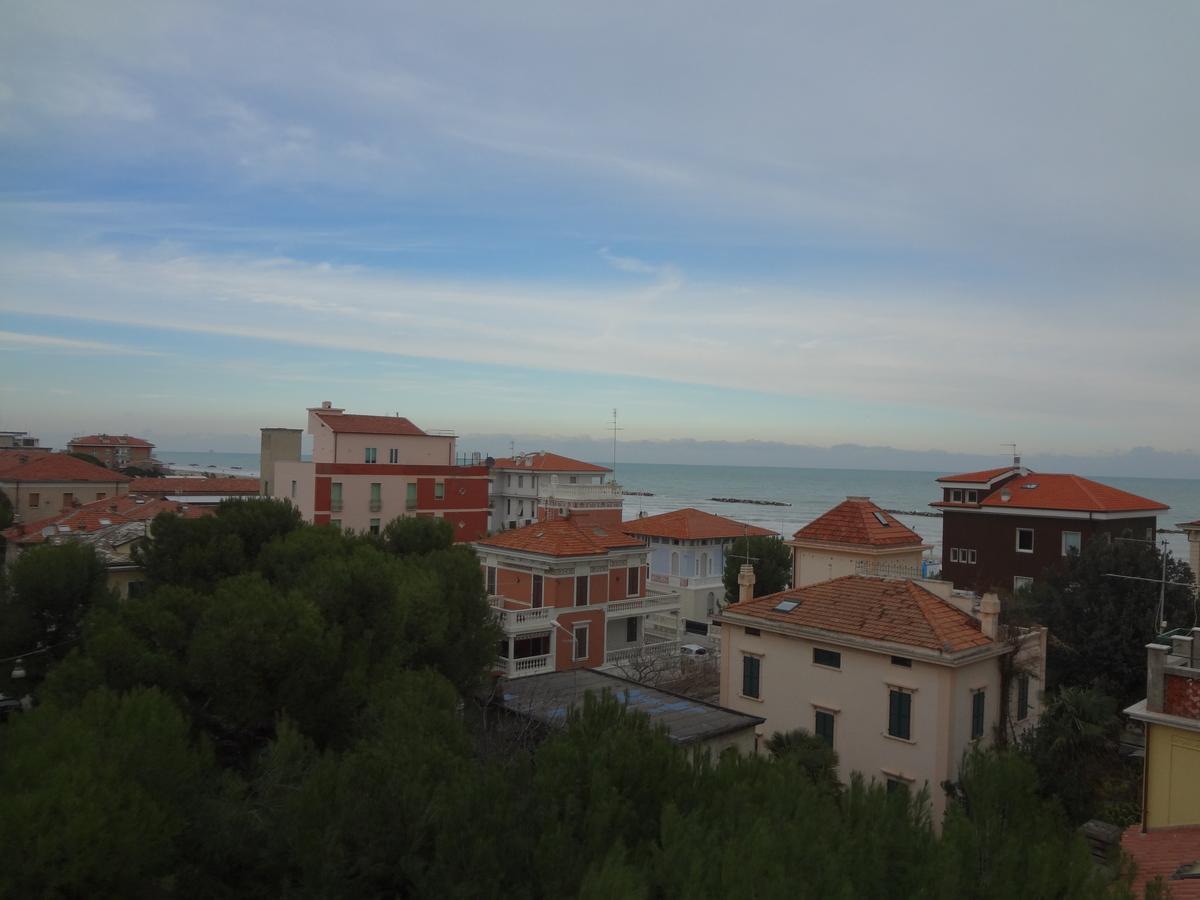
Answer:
[{"left": 494, "top": 669, "right": 763, "bottom": 744}]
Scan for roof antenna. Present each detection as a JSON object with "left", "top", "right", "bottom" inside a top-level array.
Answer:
[
  {"left": 608, "top": 408, "right": 623, "bottom": 479},
  {"left": 1003, "top": 442, "right": 1020, "bottom": 467}
]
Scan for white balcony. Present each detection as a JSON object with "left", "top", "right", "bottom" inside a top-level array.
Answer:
[
  {"left": 605, "top": 591, "right": 681, "bottom": 618},
  {"left": 604, "top": 639, "right": 679, "bottom": 666},
  {"left": 649, "top": 572, "right": 723, "bottom": 590},
  {"left": 501, "top": 654, "right": 553, "bottom": 677},
  {"left": 490, "top": 600, "right": 555, "bottom": 634},
  {"left": 537, "top": 481, "right": 622, "bottom": 503}
]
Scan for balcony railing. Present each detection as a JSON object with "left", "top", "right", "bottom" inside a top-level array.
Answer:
[
  {"left": 491, "top": 602, "right": 554, "bottom": 633},
  {"left": 603, "top": 639, "right": 679, "bottom": 666},
  {"left": 605, "top": 591, "right": 681, "bottom": 617},
  {"left": 369, "top": 501, "right": 382, "bottom": 512},
  {"left": 649, "top": 572, "right": 722, "bottom": 589},
  {"left": 502, "top": 654, "right": 553, "bottom": 676},
  {"left": 537, "top": 482, "right": 623, "bottom": 503},
  {"left": 331, "top": 500, "right": 344, "bottom": 512}
]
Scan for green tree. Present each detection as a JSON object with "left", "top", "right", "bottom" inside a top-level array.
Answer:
[
  {"left": 722, "top": 534, "right": 791, "bottom": 602},
  {"left": 764, "top": 727, "right": 840, "bottom": 792},
  {"left": 0, "top": 489, "right": 13, "bottom": 530},
  {"left": 66, "top": 450, "right": 106, "bottom": 468},
  {"left": 382, "top": 514, "right": 455, "bottom": 556},
  {"left": 0, "top": 687, "right": 215, "bottom": 899},
  {"left": 1014, "top": 537, "right": 1193, "bottom": 706}
]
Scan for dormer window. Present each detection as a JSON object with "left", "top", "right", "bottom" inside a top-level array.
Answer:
[
  {"left": 966, "top": 490, "right": 978, "bottom": 503},
  {"left": 951, "top": 490, "right": 963, "bottom": 503}
]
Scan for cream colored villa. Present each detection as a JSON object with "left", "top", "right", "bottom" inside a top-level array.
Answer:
[
  {"left": 717, "top": 573, "right": 1046, "bottom": 822},
  {"left": 787, "top": 497, "right": 931, "bottom": 588}
]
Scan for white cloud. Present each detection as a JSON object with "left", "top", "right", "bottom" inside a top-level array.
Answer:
[{"left": 0, "top": 330, "right": 164, "bottom": 356}]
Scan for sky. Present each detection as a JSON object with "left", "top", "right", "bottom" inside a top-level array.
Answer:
[{"left": 1, "top": 1, "right": 1197, "bottom": 466}]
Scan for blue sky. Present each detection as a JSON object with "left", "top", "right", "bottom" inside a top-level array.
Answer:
[{"left": 1, "top": 1, "right": 1197, "bottom": 460}]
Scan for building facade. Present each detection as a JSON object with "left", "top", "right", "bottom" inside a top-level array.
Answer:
[
  {"left": 787, "top": 496, "right": 931, "bottom": 588},
  {"left": 1126, "top": 631, "right": 1200, "bottom": 831},
  {"left": 934, "top": 464, "right": 1168, "bottom": 595},
  {"left": 261, "top": 403, "right": 491, "bottom": 541},
  {"left": 67, "top": 434, "right": 156, "bottom": 469},
  {"left": 490, "top": 452, "right": 615, "bottom": 531},
  {"left": 0, "top": 431, "right": 40, "bottom": 449},
  {"left": 621, "top": 507, "right": 776, "bottom": 632},
  {"left": 475, "top": 514, "right": 681, "bottom": 678},
  {"left": 0, "top": 453, "right": 131, "bottom": 526},
  {"left": 717, "top": 574, "right": 1046, "bottom": 823}
]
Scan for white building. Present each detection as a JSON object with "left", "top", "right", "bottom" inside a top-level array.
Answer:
[
  {"left": 717, "top": 573, "right": 1046, "bottom": 823},
  {"left": 489, "top": 452, "right": 616, "bottom": 532}
]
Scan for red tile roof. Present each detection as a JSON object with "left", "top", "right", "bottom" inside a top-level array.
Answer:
[
  {"left": 129, "top": 477, "right": 260, "bottom": 495},
  {"left": 1179, "top": 520, "right": 1200, "bottom": 530},
  {"left": 0, "top": 448, "right": 55, "bottom": 475},
  {"left": 937, "top": 466, "right": 1021, "bottom": 484},
  {"left": 492, "top": 452, "right": 611, "bottom": 473},
  {"left": 722, "top": 576, "right": 993, "bottom": 653},
  {"left": 973, "top": 473, "right": 1168, "bottom": 513},
  {"left": 621, "top": 507, "right": 775, "bottom": 541},
  {"left": 69, "top": 434, "right": 155, "bottom": 449},
  {"left": 1121, "top": 826, "right": 1200, "bottom": 899},
  {"left": 314, "top": 412, "right": 427, "bottom": 436},
  {"left": 0, "top": 453, "right": 132, "bottom": 484},
  {"left": 477, "top": 517, "right": 644, "bottom": 558},
  {"left": 790, "top": 497, "right": 924, "bottom": 548},
  {"left": 2, "top": 494, "right": 208, "bottom": 545}
]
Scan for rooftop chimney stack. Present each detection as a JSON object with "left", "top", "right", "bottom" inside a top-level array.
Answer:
[
  {"left": 737, "top": 564, "right": 756, "bottom": 605},
  {"left": 979, "top": 592, "right": 1001, "bottom": 640}
]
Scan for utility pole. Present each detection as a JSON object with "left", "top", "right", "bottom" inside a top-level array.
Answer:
[{"left": 1107, "top": 537, "right": 1192, "bottom": 632}]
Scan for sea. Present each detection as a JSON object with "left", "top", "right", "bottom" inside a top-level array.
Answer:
[{"left": 158, "top": 451, "right": 1200, "bottom": 563}]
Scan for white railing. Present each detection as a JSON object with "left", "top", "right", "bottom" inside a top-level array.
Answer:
[
  {"left": 605, "top": 592, "right": 681, "bottom": 617},
  {"left": 491, "top": 603, "right": 554, "bottom": 632},
  {"left": 646, "top": 611, "right": 682, "bottom": 641},
  {"left": 604, "top": 640, "right": 680, "bottom": 666},
  {"left": 649, "top": 572, "right": 722, "bottom": 589},
  {"left": 505, "top": 654, "right": 552, "bottom": 676},
  {"left": 538, "top": 482, "right": 623, "bottom": 503}
]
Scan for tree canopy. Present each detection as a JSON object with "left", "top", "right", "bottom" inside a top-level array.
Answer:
[{"left": 722, "top": 534, "right": 792, "bottom": 602}]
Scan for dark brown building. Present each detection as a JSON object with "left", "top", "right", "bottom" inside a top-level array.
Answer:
[{"left": 933, "top": 464, "right": 1168, "bottom": 594}]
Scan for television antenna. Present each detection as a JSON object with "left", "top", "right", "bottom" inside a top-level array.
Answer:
[
  {"left": 1105, "top": 537, "right": 1195, "bottom": 630},
  {"left": 607, "top": 408, "right": 623, "bottom": 477}
]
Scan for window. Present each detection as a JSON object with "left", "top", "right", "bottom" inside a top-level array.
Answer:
[
  {"left": 505, "top": 474, "right": 511, "bottom": 487},
  {"left": 406, "top": 482, "right": 418, "bottom": 509},
  {"left": 951, "top": 489, "right": 963, "bottom": 502},
  {"left": 388, "top": 448, "right": 399, "bottom": 464},
  {"left": 290, "top": 480, "right": 296, "bottom": 498},
  {"left": 1014, "top": 575, "right": 1034, "bottom": 593},
  {"left": 967, "top": 549, "right": 977, "bottom": 564},
  {"left": 813, "top": 648, "right": 841, "bottom": 669},
  {"left": 700, "top": 552, "right": 709, "bottom": 576},
  {"left": 627, "top": 565, "right": 639, "bottom": 597},
  {"left": 569, "top": 476, "right": 577, "bottom": 484},
  {"left": 950, "top": 548, "right": 960, "bottom": 563},
  {"left": 815, "top": 709, "right": 835, "bottom": 747},
  {"left": 331, "top": 482, "right": 343, "bottom": 511},
  {"left": 891, "top": 656, "right": 912, "bottom": 668},
  {"left": 532, "top": 574, "right": 543, "bottom": 608},
  {"left": 518, "top": 475, "right": 524, "bottom": 488},
  {"left": 370, "top": 482, "right": 382, "bottom": 511},
  {"left": 506, "top": 499, "right": 511, "bottom": 514},
  {"left": 573, "top": 624, "right": 589, "bottom": 661},
  {"left": 1017, "top": 675, "right": 1030, "bottom": 721},
  {"left": 513, "top": 634, "right": 550, "bottom": 658},
  {"left": 364, "top": 447, "right": 377, "bottom": 464},
  {"left": 670, "top": 552, "right": 679, "bottom": 576},
  {"left": 434, "top": 482, "right": 445, "bottom": 500},
  {"left": 970, "top": 690, "right": 986, "bottom": 740},
  {"left": 886, "top": 778, "right": 910, "bottom": 796},
  {"left": 575, "top": 574, "right": 589, "bottom": 606},
  {"left": 742, "top": 655, "right": 761, "bottom": 699},
  {"left": 331, "top": 519, "right": 342, "bottom": 530},
  {"left": 63, "top": 492, "right": 74, "bottom": 508},
  {"left": 486, "top": 566, "right": 496, "bottom": 595},
  {"left": 1016, "top": 528, "right": 1034, "bottom": 553},
  {"left": 96, "top": 492, "right": 106, "bottom": 501},
  {"left": 744, "top": 627, "right": 761, "bottom": 637},
  {"left": 626, "top": 617, "right": 639, "bottom": 642},
  {"left": 1062, "top": 531, "right": 1081, "bottom": 556},
  {"left": 966, "top": 490, "right": 978, "bottom": 503},
  {"left": 28, "top": 492, "right": 39, "bottom": 507},
  {"left": 888, "top": 690, "right": 912, "bottom": 740},
  {"left": 369, "top": 518, "right": 381, "bottom": 536}
]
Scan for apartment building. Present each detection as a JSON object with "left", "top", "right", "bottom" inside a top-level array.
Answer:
[
  {"left": 490, "top": 452, "right": 615, "bottom": 531},
  {"left": 717, "top": 573, "right": 1046, "bottom": 822},
  {"left": 0, "top": 452, "right": 131, "bottom": 526},
  {"left": 261, "top": 403, "right": 490, "bottom": 541},
  {"left": 67, "top": 434, "right": 156, "bottom": 469},
  {"left": 475, "top": 514, "right": 681, "bottom": 678},
  {"left": 787, "top": 496, "right": 930, "bottom": 588},
  {"left": 934, "top": 463, "right": 1169, "bottom": 594},
  {"left": 621, "top": 507, "right": 776, "bottom": 631}
]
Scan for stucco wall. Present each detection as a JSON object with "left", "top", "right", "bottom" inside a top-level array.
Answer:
[
  {"left": 1145, "top": 722, "right": 1200, "bottom": 828},
  {"left": 793, "top": 546, "right": 925, "bottom": 588},
  {"left": 1, "top": 479, "right": 130, "bottom": 525}
]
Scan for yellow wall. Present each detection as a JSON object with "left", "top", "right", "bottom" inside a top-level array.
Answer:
[{"left": 1145, "top": 722, "right": 1200, "bottom": 828}]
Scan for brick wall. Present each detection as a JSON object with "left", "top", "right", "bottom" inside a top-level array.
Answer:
[{"left": 1164, "top": 673, "right": 1200, "bottom": 720}]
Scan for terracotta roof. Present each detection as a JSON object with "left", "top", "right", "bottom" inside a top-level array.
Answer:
[
  {"left": 477, "top": 517, "right": 644, "bottom": 558},
  {"left": 1179, "top": 519, "right": 1200, "bottom": 530},
  {"left": 972, "top": 473, "right": 1168, "bottom": 513},
  {"left": 0, "top": 448, "right": 55, "bottom": 475},
  {"left": 722, "top": 576, "right": 993, "bottom": 653},
  {"left": 314, "top": 412, "right": 427, "bottom": 436},
  {"left": 790, "top": 497, "right": 924, "bottom": 548},
  {"left": 129, "top": 477, "right": 260, "bottom": 495},
  {"left": 2, "top": 494, "right": 207, "bottom": 545},
  {"left": 492, "top": 452, "right": 610, "bottom": 473},
  {"left": 0, "top": 453, "right": 132, "bottom": 484},
  {"left": 69, "top": 434, "right": 155, "bottom": 449},
  {"left": 937, "top": 466, "right": 1020, "bottom": 484},
  {"left": 621, "top": 507, "right": 775, "bottom": 541},
  {"left": 1121, "top": 826, "right": 1200, "bottom": 899}
]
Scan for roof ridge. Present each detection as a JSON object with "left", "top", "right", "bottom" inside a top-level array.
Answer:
[{"left": 906, "top": 582, "right": 983, "bottom": 647}]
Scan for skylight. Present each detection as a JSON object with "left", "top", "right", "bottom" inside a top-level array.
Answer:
[
  {"left": 774, "top": 599, "right": 800, "bottom": 613},
  {"left": 872, "top": 511, "right": 889, "bottom": 526},
  {"left": 1022, "top": 483, "right": 1039, "bottom": 489}
]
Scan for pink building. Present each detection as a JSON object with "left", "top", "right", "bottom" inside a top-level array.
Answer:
[{"left": 262, "top": 402, "right": 490, "bottom": 541}]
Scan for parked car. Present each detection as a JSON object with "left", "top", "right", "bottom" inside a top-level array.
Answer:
[{"left": 680, "top": 643, "right": 709, "bottom": 657}]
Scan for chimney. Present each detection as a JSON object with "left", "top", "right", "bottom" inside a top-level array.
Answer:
[
  {"left": 1146, "top": 643, "right": 1170, "bottom": 712},
  {"left": 979, "top": 592, "right": 1001, "bottom": 640},
  {"left": 737, "top": 564, "right": 756, "bottom": 604}
]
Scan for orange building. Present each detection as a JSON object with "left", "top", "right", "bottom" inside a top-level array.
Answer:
[
  {"left": 476, "top": 514, "right": 681, "bottom": 678},
  {"left": 67, "top": 434, "right": 156, "bottom": 469}
]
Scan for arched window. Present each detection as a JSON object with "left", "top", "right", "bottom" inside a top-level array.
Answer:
[
  {"left": 670, "top": 552, "right": 679, "bottom": 576},
  {"left": 707, "top": 591, "right": 716, "bottom": 615},
  {"left": 700, "top": 552, "right": 709, "bottom": 576}
]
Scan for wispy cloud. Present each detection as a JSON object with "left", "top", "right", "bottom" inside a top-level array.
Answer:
[{"left": 0, "top": 329, "right": 164, "bottom": 357}]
